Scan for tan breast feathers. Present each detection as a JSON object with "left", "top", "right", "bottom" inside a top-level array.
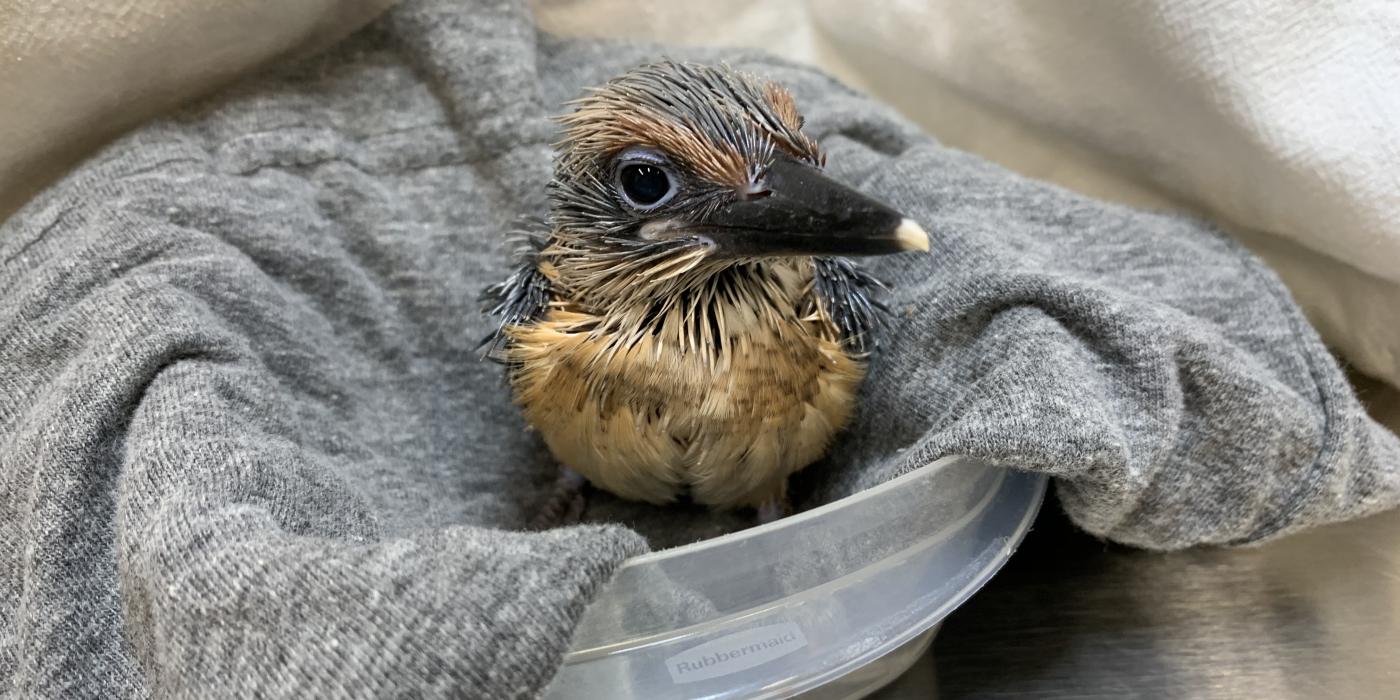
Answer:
[{"left": 505, "top": 261, "right": 864, "bottom": 509}]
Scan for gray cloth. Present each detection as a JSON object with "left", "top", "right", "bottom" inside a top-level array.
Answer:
[{"left": 2, "top": 0, "right": 1398, "bottom": 697}]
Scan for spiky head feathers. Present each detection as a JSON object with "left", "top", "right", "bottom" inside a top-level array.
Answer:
[{"left": 549, "top": 61, "right": 824, "bottom": 240}]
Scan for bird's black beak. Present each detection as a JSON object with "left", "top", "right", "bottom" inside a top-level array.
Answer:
[{"left": 694, "top": 158, "right": 930, "bottom": 258}]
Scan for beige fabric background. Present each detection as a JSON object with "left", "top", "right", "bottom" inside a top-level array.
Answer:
[{"left": 0, "top": 0, "right": 395, "bottom": 218}]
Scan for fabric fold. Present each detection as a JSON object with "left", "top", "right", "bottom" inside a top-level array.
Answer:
[{"left": 2, "top": 0, "right": 1397, "bottom": 696}]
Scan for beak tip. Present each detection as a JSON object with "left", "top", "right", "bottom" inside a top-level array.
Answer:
[{"left": 895, "top": 218, "right": 931, "bottom": 253}]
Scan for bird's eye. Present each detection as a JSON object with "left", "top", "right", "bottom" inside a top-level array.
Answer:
[{"left": 616, "top": 160, "right": 677, "bottom": 210}]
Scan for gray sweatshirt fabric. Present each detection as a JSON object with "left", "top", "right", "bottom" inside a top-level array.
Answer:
[{"left": 2, "top": 0, "right": 1398, "bottom": 697}]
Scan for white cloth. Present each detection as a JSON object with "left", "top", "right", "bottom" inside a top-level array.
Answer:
[
  {"left": 530, "top": 0, "right": 1400, "bottom": 389},
  {"left": 0, "top": 0, "right": 395, "bottom": 219}
]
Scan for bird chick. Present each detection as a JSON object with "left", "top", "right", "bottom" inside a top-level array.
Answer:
[{"left": 484, "top": 61, "right": 929, "bottom": 527}]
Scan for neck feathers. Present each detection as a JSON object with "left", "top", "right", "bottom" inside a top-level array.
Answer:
[{"left": 540, "top": 237, "right": 813, "bottom": 360}]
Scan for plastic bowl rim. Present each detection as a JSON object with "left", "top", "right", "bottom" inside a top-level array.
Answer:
[{"left": 617, "top": 454, "right": 1030, "bottom": 568}]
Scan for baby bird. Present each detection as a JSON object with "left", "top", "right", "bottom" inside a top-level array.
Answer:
[{"left": 484, "top": 61, "right": 928, "bottom": 527}]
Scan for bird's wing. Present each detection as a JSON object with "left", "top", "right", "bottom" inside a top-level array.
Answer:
[
  {"left": 810, "top": 256, "right": 889, "bottom": 357},
  {"left": 479, "top": 228, "right": 553, "bottom": 363}
]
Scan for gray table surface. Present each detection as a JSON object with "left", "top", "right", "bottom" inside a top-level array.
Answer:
[{"left": 872, "top": 494, "right": 1400, "bottom": 699}]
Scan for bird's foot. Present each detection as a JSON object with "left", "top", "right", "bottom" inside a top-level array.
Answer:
[
  {"left": 755, "top": 493, "right": 792, "bottom": 525},
  {"left": 530, "top": 468, "right": 588, "bottom": 530}
]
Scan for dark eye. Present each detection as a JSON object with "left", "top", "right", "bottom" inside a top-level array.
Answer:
[{"left": 616, "top": 161, "right": 677, "bottom": 209}]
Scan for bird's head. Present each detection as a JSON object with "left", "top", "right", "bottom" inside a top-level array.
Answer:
[{"left": 547, "top": 61, "right": 929, "bottom": 268}]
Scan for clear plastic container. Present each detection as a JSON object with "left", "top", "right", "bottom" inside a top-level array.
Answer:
[{"left": 544, "top": 456, "right": 1047, "bottom": 699}]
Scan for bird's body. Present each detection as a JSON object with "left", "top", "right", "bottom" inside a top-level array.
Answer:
[
  {"left": 506, "top": 255, "right": 863, "bottom": 509},
  {"left": 484, "top": 61, "right": 927, "bottom": 522}
]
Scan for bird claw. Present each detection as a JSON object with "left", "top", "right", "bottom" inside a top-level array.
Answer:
[
  {"left": 530, "top": 468, "right": 589, "bottom": 530},
  {"left": 755, "top": 493, "right": 792, "bottom": 525}
]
